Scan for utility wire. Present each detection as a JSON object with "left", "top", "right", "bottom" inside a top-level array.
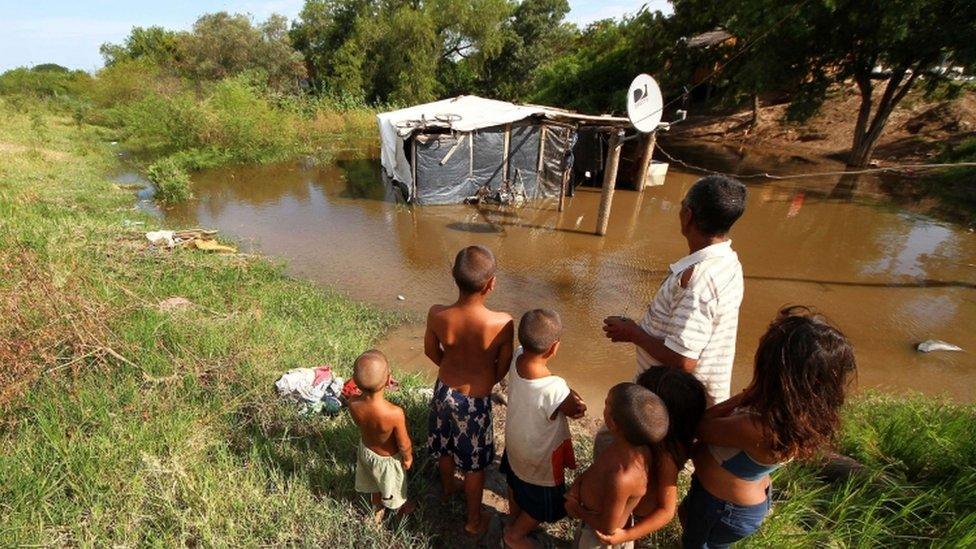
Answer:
[
  {"left": 647, "top": 0, "right": 816, "bottom": 122},
  {"left": 655, "top": 143, "right": 976, "bottom": 180}
]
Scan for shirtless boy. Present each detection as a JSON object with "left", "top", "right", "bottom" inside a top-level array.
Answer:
[
  {"left": 565, "top": 383, "right": 669, "bottom": 549},
  {"left": 347, "top": 350, "right": 414, "bottom": 518},
  {"left": 425, "top": 245, "right": 515, "bottom": 535}
]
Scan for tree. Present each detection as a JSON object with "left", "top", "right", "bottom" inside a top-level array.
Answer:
[
  {"left": 102, "top": 14, "right": 306, "bottom": 91},
  {"left": 291, "top": 0, "right": 510, "bottom": 104},
  {"left": 100, "top": 26, "right": 180, "bottom": 67},
  {"left": 176, "top": 13, "right": 307, "bottom": 91},
  {"left": 475, "top": 0, "right": 573, "bottom": 101},
  {"left": 725, "top": 0, "right": 976, "bottom": 166},
  {"left": 532, "top": 8, "right": 673, "bottom": 113}
]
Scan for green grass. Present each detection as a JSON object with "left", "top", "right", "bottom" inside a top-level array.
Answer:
[
  {"left": 0, "top": 98, "right": 431, "bottom": 546},
  {"left": 1, "top": 100, "right": 974, "bottom": 546}
]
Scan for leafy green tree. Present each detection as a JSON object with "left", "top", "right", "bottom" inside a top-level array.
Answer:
[
  {"left": 100, "top": 26, "right": 180, "bottom": 67},
  {"left": 532, "top": 8, "right": 673, "bottom": 113},
  {"left": 102, "top": 14, "right": 306, "bottom": 92},
  {"left": 475, "top": 0, "right": 573, "bottom": 101},
  {"left": 292, "top": 0, "right": 510, "bottom": 104},
  {"left": 721, "top": 0, "right": 976, "bottom": 166},
  {"left": 176, "top": 13, "right": 307, "bottom": 91}
]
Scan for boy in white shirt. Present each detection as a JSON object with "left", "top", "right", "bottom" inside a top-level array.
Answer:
[{"left": 502, "top": 309, "right": 587, "bottom": 549}]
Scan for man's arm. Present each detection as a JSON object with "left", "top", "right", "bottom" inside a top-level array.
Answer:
[
  {"left": 424, "top": 308, "right": 444, "bottom": 366},
  {"left": 494, "top": 318, "right": 515, "bottom": 383},
  {"left": 603, "top": 318, "right": 698, "bottom": 373},
  {"left": 394, "top": 408, "right": 413, "bottom": 470}
]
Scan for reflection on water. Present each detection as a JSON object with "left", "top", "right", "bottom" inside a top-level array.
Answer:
[{"left": 165, "top": 144, "right": 976, "bottom": 409}]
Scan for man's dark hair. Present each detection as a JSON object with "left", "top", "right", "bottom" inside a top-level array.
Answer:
[
  {"left": 518, "top": 309, "right": 562, "bottom": 354},
  {"left": 636, "top": 367, "right": 706, "bottom": 466},
  {"left": 608, "top": 382, "right": 669, "bottom": 447},
  {"left": 683, "top": 175, "right": 747, "bottom": 236},
  {"left": 452, "top": 245, "right": 496, "bottom": 294}
]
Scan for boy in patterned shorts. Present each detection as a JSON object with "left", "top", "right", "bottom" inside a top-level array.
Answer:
[{"left": 425, "top": 245, "right": 515, "bottom": 535}]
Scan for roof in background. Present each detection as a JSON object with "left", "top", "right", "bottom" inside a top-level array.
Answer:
[{"left": 687, "top": 29, "right": 734, "bottom": 48}]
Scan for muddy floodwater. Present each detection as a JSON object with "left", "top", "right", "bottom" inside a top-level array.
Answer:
[{"left": 164, "top": 143, "right": 976, "bottom": 409}]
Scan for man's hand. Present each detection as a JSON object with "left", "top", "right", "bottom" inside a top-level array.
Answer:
[
  {"left": 402, "top": 453, "right": 413, "bottom": 470},
  {"left": 603, "top": 316, "right": 643, "bottom": 343},
  {"left": 595, "top": 528, "right": 627, "bottom": 545}
]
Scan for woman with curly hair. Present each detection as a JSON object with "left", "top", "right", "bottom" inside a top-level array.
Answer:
[{"left": 679, "top": 306, "right": 857, "bottom": 548}]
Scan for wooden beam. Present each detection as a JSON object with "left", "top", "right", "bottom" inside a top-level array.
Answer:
[
  {"left": 502, "top": 123, "right": 512, "bottom": 184},
  {"left": 595, "top": 129, "right": 624, "bottom": 236},
  {"left": 635, "top": 131, "right": 657, "bottom": 193},
  {"left": 537, "top": 125, "right": 547, "bottom": 172},
  {"left": 411, "top": 135, "right": 418, "bottom": 202},
  {"left": 558, "top": 162, "right": 570, "bottom": 212}
]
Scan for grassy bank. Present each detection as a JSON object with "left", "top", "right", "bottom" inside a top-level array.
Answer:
[
  {"left": 1, "top": 101, "right": 974, "bottom": 546},
  {"left": 1, "top": 63, "right": 383, "bottom": 203}
]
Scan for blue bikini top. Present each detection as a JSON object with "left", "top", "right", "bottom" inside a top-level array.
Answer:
[
  {"left": 708, "top": 444, "right": 781, "bottom": 481},
  {"left": 707, "top": 408, "right": 782, "bottom": 481}
]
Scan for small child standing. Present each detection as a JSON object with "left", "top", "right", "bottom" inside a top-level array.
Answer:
[
  {"left": 425, "top": 245, "right": 515, "bottom": 535},
  {"left": 565, "top": 383, "right": 669, "bottom": 549},
  {"left": 347, "top": 350, "right": 415, "bottom": 519},
  {"left": 593, "top": 367, "right": 707, "bottom": 545},
  {"left": 501, "top": 309, "right": 587, "bottom": 549}
]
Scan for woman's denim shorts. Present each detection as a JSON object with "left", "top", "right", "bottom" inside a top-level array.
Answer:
[{"left": 679, "top": 474, "right": 770, "bottom": 549}]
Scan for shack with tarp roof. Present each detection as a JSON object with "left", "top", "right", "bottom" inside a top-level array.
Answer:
[{"left": 376, "top": 95, "right": 666, "bottom": 205}]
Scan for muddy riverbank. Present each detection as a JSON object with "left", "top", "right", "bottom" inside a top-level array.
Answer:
[{"left": 162, "top": 144, "right": 976, "bottom": 411}]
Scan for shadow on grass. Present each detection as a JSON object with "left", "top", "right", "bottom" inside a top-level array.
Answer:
[{"left": 226, "top": 392, "right": 508, "bottom": 547}]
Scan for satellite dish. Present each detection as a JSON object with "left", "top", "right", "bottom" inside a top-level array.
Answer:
[{"left": 627, "top": 74, "right": 663, "bottom": 133}]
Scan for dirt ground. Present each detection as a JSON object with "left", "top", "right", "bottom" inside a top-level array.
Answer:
[
  {"left": 668, "top": 82, "right": 976, "bottom": 164},
  {"left": 413, "top": 382, "right": 604, "bottom": 547}
]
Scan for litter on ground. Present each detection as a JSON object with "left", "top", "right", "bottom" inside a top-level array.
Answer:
[{"left": 145, "top": 228, "right": 237, "bottom": 253}]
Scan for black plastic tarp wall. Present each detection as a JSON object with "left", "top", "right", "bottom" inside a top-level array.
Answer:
[{"left": 410, "top": 121, "right": 570, "bottom": 205}]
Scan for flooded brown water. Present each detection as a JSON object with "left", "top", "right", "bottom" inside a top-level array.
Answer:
[{"left": 165, "top": 143, "right": 976, "bottom": 410}]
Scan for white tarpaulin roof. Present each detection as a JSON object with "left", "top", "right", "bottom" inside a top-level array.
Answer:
[{"left": 377, "top": 95, "right": 548, "bottom": 186}]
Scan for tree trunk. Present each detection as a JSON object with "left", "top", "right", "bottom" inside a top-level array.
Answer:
[
  {"left": 749, "top": 94, "right": 761, "bottom": 130},
  {"left": 848, "top": 73, "right": 874, "bottom": 167},
  {"left": 847, "top": 64, "right": 923, "bottom": 168}
]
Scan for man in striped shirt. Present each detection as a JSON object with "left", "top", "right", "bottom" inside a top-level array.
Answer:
[{"left": 604, "top": 175, "right": 746, "bottom": 405}]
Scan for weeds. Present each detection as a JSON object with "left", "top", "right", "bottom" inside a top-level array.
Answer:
[{"left": 147, "top": 157, "right": 193, "bottom": 203}]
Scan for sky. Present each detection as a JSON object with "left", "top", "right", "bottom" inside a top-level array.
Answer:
[{"left": 0, "top": 0, "right": 672, "bottom": 72}]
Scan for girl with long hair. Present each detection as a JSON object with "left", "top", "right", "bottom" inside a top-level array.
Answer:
[{"left": 680, "top": 306, "right": 857, "bottom": 548}]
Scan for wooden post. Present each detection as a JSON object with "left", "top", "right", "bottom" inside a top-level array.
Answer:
[
  {"left": 537, "top": 125, "right": 548, "bottom": 172},
  {"left": 635, "top": 131, "right": 657, "bottom": 193},
  {"left": 558, "top": 163, "right": 570, "bottom": 212},
  {"left": 502, "top": 123, "right": 511, "bottom": 184},
  {"left": 411, "top": 135, "right": 418, "bottom": 201},
  {"left": 595, "top": 129, "right": 624, "bottom": 236}
]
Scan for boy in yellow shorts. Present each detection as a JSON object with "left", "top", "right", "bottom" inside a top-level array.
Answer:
[{"left": 347, "top": 350, "right": 415, "bottom": 518}]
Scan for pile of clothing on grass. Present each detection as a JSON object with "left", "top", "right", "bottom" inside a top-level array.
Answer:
[
  {"left": 145, "top": 228, "right": 237, "bottom": 253},
  {"left": 274, "top": 365, "right": 400, "bottom": 416}
]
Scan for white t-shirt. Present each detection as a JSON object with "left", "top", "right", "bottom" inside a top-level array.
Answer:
[{"left": 504, "top": 349, "right": 576, "bottom": 487}]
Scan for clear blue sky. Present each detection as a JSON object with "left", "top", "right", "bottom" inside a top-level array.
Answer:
[{"left": 0, "top": 0, "right": 672, "bottom": 72}]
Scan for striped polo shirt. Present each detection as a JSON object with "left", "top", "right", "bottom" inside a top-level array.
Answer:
[{"left": 636, "top": 240, "right": 744, "bottom": 405}]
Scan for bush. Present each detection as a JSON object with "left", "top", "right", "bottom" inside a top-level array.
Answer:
[
  {"left": 204, "top": 77, "right": 299, "bottom": 163},
  {"left": 147, "top": 157, "right": 192, "bottom": 203}
]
